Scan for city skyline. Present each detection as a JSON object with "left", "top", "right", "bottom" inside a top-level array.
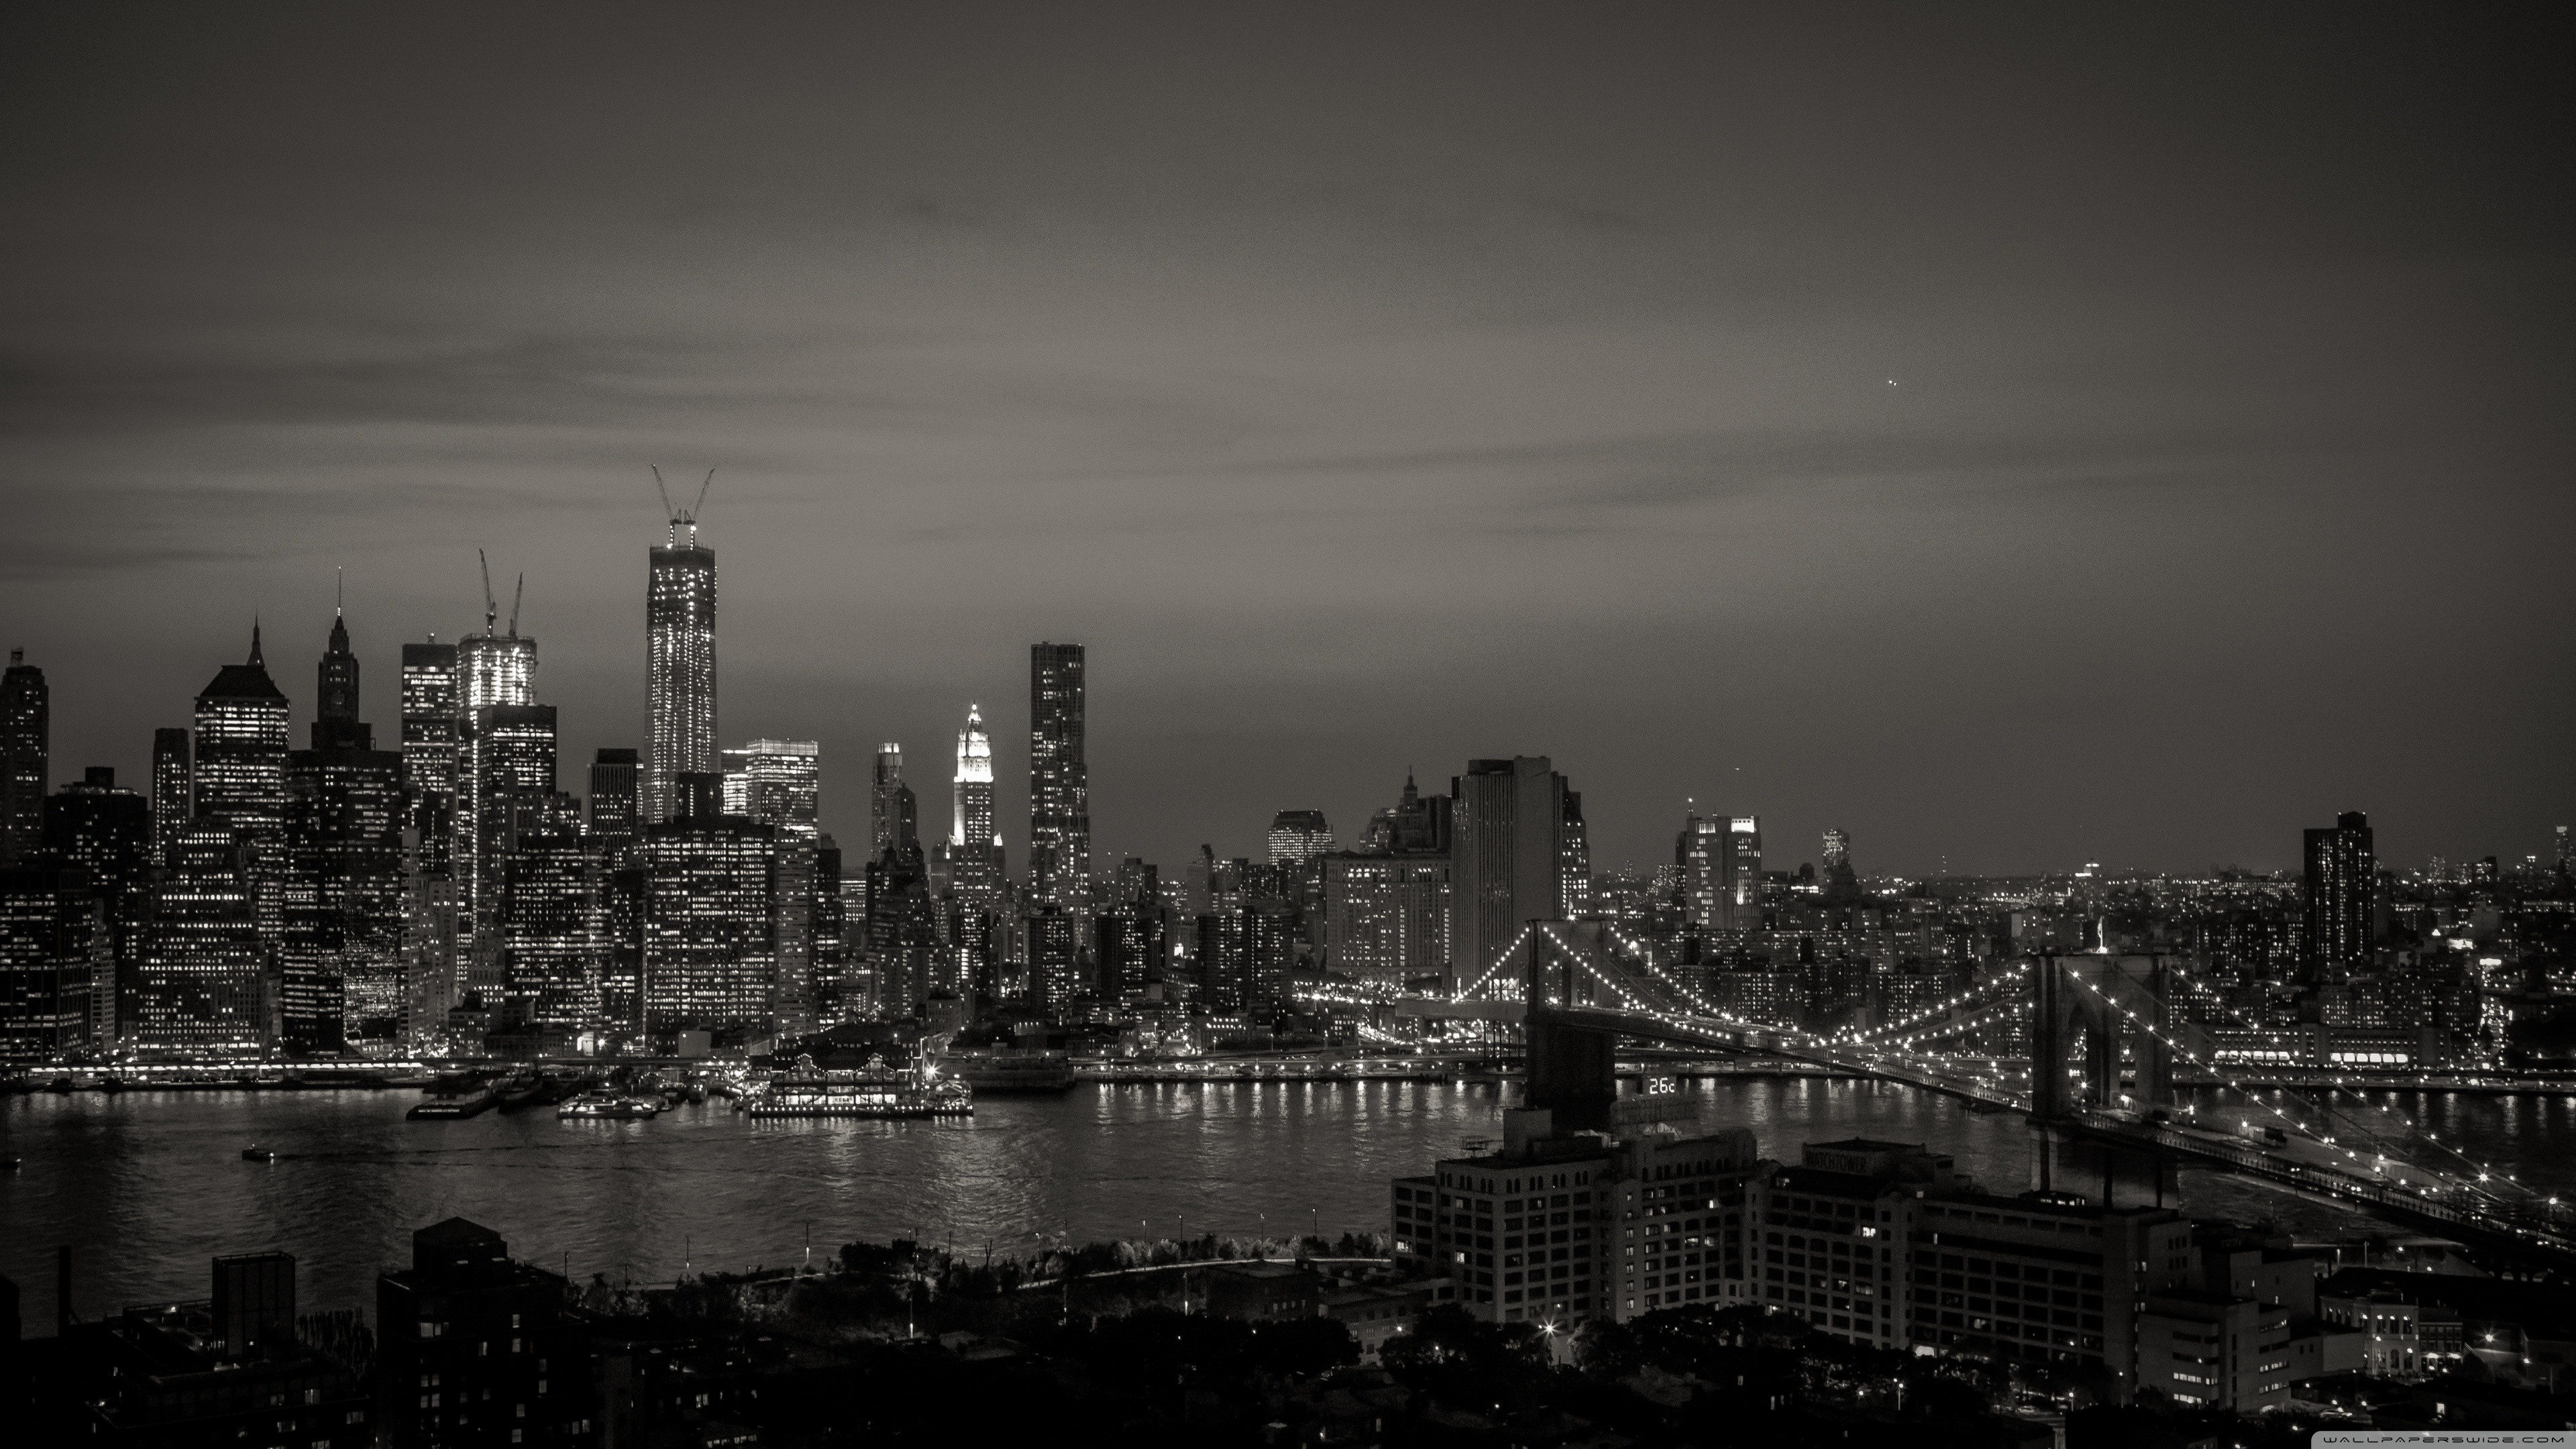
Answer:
[{"left": 5, "top": 5, "right": 2569, "bottom": 880}]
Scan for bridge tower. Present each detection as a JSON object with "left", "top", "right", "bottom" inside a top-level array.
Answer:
[
  {"left": 1520, "top": 921, "right": 1616, "bottom": 1132},
  {"left": 2028, "top": 953, "right": 2180, "bottom": 1208}
]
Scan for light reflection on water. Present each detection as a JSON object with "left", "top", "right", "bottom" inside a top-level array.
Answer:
[{"left": 5, "top": 1077, "right": 2570, "bottom": 1321}]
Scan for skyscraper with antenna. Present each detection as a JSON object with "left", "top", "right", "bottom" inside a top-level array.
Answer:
[{"left": 645, "top": 468, "right": 718, "bottom": 824}]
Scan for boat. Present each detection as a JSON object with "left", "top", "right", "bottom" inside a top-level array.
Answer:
[
  {"left": 407, "top": 1073, "right": 500, "bottom": 1120},
  {"left": 941, "top": 1049, "right": 1075, "bottom": 1094},
  {"left": 557, "top": 1093, "right": 661, "bottom": 1120},
  {"left": 241, "top": 1145, "right": 276, "bottom": 1162},
  {"left": 496, "top": 1071, "right": 569, "bottom": 1112},
  {"left": 747, "top": 1055, "right": 973, "bottom": 1119},
  {"left": 44, "top": 1077, "right": 72, "bottom": 1095}
]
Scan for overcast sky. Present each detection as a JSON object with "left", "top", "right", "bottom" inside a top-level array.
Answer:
[{"left": 3, "top": 3, "right": 2570, "bottom": 877}]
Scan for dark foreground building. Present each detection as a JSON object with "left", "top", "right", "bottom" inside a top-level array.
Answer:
[{"left": 378, "top": 1218, "right": 588, "bottom": 1446}]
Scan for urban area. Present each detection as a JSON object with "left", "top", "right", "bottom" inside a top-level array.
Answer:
[{"left": 4, "top": 501, "right": 2574, "bottom": 1447}]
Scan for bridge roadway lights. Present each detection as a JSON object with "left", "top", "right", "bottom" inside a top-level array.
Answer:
[
  {"left": 2031, "top": 1118, "right": 2178, "bottom": 1211},
  {"left": 1525, "top": 1009, "right": 1617, "bottom": 1134}
]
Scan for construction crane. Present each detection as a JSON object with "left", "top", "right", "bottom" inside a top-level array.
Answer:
[
  {"left": 508, "top": 572, "right": 524, "bottom": 638},
  {"left": 651, "top": 466, "right": 716, "bottom": 535},
  {"left": 478, "top": 549, "right": 497, "bottom": 637}
]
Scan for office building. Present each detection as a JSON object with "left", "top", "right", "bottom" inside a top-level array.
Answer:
[
  {"left": 376, "top": 1219, "right": 582, "bottom": 1448},
  {"left": 645, "top": 504, "right": 718, "bottom": 824},
  {"left": 1322, "top": 855, "right": 1450, "bottom": 981},
  {"left": 1269, "top": 810, "right": 1336, "bottom": 867},
  {"left": 500, "top": 792, "right": 595, "bottom": 1033},
  {"left": 640, "top": 796, "right": 774, "bottom": 1035},
  {"left": 1823, "top": 828, "right": 1850, "bottom": 872},
  {"left": 151, "top": 727, "right": 192, "bottom": 861},
  {"left": 735, "top": 739, "right": 820, "bottom": 1032},
  {"left": 2303, "top": 810, "right": 2374, "bottom": 981},
  {"left": 282, "top": 612, "right": 406, "bottom": 1052},
  {"left": 193, "top": 627, "right": 291, "bottom": 952},
  {"left": 871, "top": 743, "right": 910, "bottom": 859},
  {"left": 1027, "top": 641, "right": 1089, "bottom": 906},
  {"left": 129, "top": 825, "right": 263, "bottom": 1053},
  {"left": 1721, "top": 816, "right": 1762, "bottom": 930},
  {"left": 1449, "top": 757, "right": 1576, "bottom": 996},
  {"left": 1677, "top": 814, "right": 1723, "bottom": 929},
  {"left": 1559, "top": 792, "right": 1593, "bottom": 917},
  {"left": 460, "top": 702, "right": 556, "bottom": 992},
  {"left": 44, "top": 767, "right": 153, "bottom": 897},
  {"left": 587, "top": 748, "right": 641, "bottom": 863},
  {"left": 1, "top": 649, "right": 47, "bottom": 865},
  {"left": 943, "top": 704, "right": 1005, "bottom": 911},
  {"left": 398, "top": 639, "right": 460, "bottom": 868},
  {"left": 0, "top": 861, "right": 104, "bottom": 1061}
]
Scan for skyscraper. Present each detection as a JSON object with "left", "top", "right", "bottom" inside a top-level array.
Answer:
[
  {"left": 0, "top": 860, "right": 103, "bottom": 1061},
  {"left": 2302, "top": 810, "right": 2375, "bottom": 981},
  {"left": 1721, "top": 816, "right": 1763, "bottom": 930},
  {"left": 1677, "top": 814, "right": 1723, "bottom": 928},
  {"left": 282, "top": 612, "right": 405, "bottom": 1052},
  {"left": 498, "top": 791, "right": 594, "bottom": 1032},
  {"left": 131, "top": 825, "right": 262, "bottom": 1053},
  {"left": 1028, "top": 642, "right": 1089, "bottom": 906},
  {"left": 945, "top": 704, "right": 1004, "bottom": 911},
  {"left": 736, "top": 739, "right": 820, "bottom": 1033},
  {"left": 1268, "top": 810, "right": 1336, "bottom": 866},
  {"left": 151, "top": 727, "right": 191, "bottom": 861},
  {"left": 193, "top": 626, "right": 291, "bottom": 962},
  {"left": 641, "top": 807, "right": 775, "bottom": 1034},
  {"left": 1448, "top": 756, "right": 1576, "bottom": 997},
  {"left": 398, "top": 639, "right": 460, "bottom": 868},
  {"left": 587, "top": 748, "right": 641, "bottom": 861},
  {"left": 462, "top": 703, "right": 557, "bottom": 997},
  {"left": 645, "top": 501, "right": 717, "bottom": 824},
  {"left": 871, "top": 743, "right": 914, "bottom": 859},
  {"left": 1, "top": 649, "right": 48, "bottom": 865}
]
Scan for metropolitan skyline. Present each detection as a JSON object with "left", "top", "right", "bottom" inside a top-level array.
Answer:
[{"left": 5, "top": 4, "right": 2571, "bottom": 876}]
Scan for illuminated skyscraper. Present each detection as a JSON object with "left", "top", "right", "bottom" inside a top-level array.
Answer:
[
  {"left": 282, "top": 611, "right": 405, "bottom": 1053},
  {"left": 1677, "top": 814, "right": 1723, "bottom": 928},
  {"left": 944, "top": 705, "right": 1004, "bottom": 910},
  {"left": 193, "top": 626, "right": 291, "bottom": 961},
  {"left": 458, "top": 632, "right": 535, "bottom": 714},
  {"left": 1, "top": 649, "right": 47, "bottom": 865},
  {"left": 1268, "top": 810, "right": 1335, "bottom": 867},
  {"left": 645, "top": 504, "right": 717, "bottom": 824},
  {"left": 152, "top": 727, "right": 191, "bottom": 861},
  {"left": 641, "top": 809, "right": 775, "bottom": 1034},
  {"left": 1, "top": 861, "right": 103, "bottom": 1060},
  {"left": 587, "top": 748, "right": 641, "bottom": 862},
  {"left": 1720, "top": 816, "right": 1762, "bottom": 930},
  {"left": 462, "top": 703, "right": 556, "bottom": 996},
  {"left": 2302, "top": 810, "right": 2374, "bottom": 982},
  {"left": 1822, "top": 828, "right": 1850, "bottom": 872},
  {"left": 399, "top": 639, "right": 460, "bottom": 867},
  {"left": 132, "top": 825, "right": 262, "bottom": 1053},
  {"left": 500, "top": 791, "right": 595, "bottom": 1032},
  {"left": 1028, "top": 642, "right": 1089, "bottom": 906},
  {"left": 737, "top": 739, "right": 820, "bottom": 1032}
]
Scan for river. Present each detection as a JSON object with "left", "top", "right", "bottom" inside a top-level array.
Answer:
[{"left": 7, "top": 1077, "right": 2573, "bottom": 1321}]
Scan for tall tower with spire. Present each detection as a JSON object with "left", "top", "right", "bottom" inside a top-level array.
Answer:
[
  {"left": 194, "top": 624, "right": 292, "bottom": 962},
  {"left": 945, "top": 704, "right": 1004, "bottom": 910},
  {"left": 645, "top": 470, "right": 718, "bottom": 824},
  {"left": 315, "top": 578, "right": 362, "bottom": 748}
]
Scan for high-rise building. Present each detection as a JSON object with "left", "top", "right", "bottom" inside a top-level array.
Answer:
[
  {"left": 735, "top": 739, "right": 820, "bottom": 1032},
  {"left": 871, "top": 743, "right": 909, "bottom": 859},
  {"left": 1269, "top": 810, "right": 1336, "bottom": 867},
  {"left": 1326, "top": 775, "right": 1452, "bottom": 981},
  {"left": 1721, "top": 816, "right": 1763, "bottom": 930},
  {"left": 398, "top": 639, "right": 460, "bottom": 869},
  {"left": 1, "top": 649, "right": 48, "bottom": 865},
  {"left": 151, "top": 727, "right": 191, "bottom": 861},
  {"left": 588, "top": 748, "right": 641, "bottom": 861},
  {"left": 461, "top": 704, "right": 557, "bottom": 998},
  {"left": 193, "top": 627, "right": 291, "bottom": 961},
  {"left": 1822, "top": 828, "right": 1851, "bottom": 871},
  {"left": 645, "top": 504, "right": 718, "bottom": 824},
  {"left": 1677, "top": 814, "right": 1723, "bottom": 928},
  {"left": 131, "top": 825, "right": 262, "bottom": 1053},
  {"left": 282, "top": 611, "right": 407, "bottom": 1052},
  {"left": 1449, "top": 757, "right": 1576, "bottom": 997},
  {"left": 1028, "top": 642, "right": 1089, "bottom": 906},
  {"left": 45, "top": 766, "right": 154, "bottom": 1043},
  {"left": 1559, "top": 792, "right": 1593, "bottom": 918},
  {"left": 641, "top": 808, "right": 775, "bottom": 1034},
  {"left": 943, "top": 705, "right": 1006, "bottom": 911},
  {"left": 0, "top": 861, "right": 103, "bottom": 1062},
  {"left": 500, "top": 791, "right": 595, "bottom": 1032},
  {"left": 2302, "top": 810, "right": 2375, "bottom": 981}
]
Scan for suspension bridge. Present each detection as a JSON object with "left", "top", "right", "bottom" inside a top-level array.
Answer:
[{"left": 1415, "top": 920, "right": 2576, "bottom": 1268}]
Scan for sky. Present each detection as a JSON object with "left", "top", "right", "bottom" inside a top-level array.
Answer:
[{"left": 3, "top": 3, "right": 2571, "bottom": 879}]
